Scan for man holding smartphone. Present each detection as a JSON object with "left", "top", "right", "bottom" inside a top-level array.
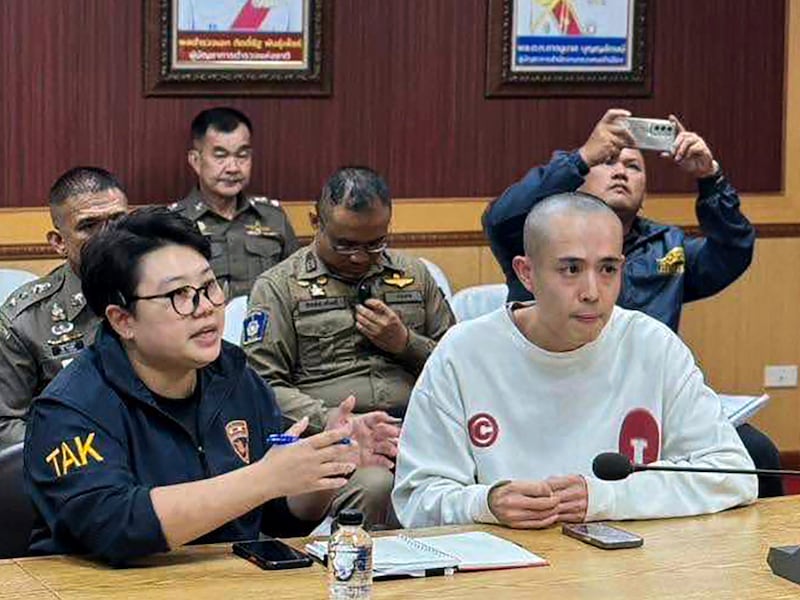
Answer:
[
  {"left": 244, "top": 166, "right": 455, "bottom": 528},
  {"left": 482, "top": 108, "right": 782, "bottom": 498},
  {"left": 393, "top": 193, "right": 757, "bottom": 529}
]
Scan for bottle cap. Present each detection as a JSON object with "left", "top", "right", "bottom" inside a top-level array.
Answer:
[{"left": 337, "top": 509, "right": 364, "bottom": 526}]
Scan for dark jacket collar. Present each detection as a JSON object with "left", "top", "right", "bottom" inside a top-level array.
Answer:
[
  {"left": 624, "top": 217, "right": 672, "bottom": 254},
  {"left": 92, "top": 324, "right": 246, "bottom": 424}
]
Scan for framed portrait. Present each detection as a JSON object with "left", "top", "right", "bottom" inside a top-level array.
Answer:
[
  {"left": 486, "top": 0, "right": 652, "bottom": 97},
  {"left": 143, "top": 0, "right": 331, "bottom": 96}
]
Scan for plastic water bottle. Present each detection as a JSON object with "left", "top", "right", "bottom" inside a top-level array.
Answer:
[{"left": 328, "top": 510, "right": 373, "bottom": 599}]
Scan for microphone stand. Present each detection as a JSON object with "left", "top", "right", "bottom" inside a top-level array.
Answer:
[
  {"left": 628, "top": 461, "right": 800, "bottom": 585},
  {"left": 632, "top": 464, "right": 800, "bottom": 477}
]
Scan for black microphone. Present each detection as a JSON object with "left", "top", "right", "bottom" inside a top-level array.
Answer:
[
  {"left": 593, "top": 452, "right": 800, "bottom": 587},
  {"left": 592, "top": 452, "right": 800, "bottom": 481}
]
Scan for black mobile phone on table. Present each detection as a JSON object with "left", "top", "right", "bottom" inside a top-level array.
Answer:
[
  {"left": 232, "top": 538, "right": 313, "bottom": 569},
  {"left": 561, "top": 523, "right": 643, "bottom": 550}
]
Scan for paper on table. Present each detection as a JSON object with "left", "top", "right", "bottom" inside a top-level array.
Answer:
[
  {"left": 718, "top": 394, "right": 770, "bottom": 428},
  {"left": 305, "top": 531, "right": 547, "bottom": 578},
  {"left": 417, "top": 532, "right": 547, "bottom": 570}
]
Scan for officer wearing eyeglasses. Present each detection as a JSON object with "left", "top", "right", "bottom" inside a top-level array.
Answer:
[
  {"left": 24, "top": 207, "right": 366, "bottom": 564},
  {"left": 244, "top": 166, "right": 456, "bottom": 528},
  {"left": 170, "top": 107, "right": 300, "bottom": 299}
]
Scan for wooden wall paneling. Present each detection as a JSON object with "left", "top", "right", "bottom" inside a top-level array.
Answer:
[
  {"left": 479, "top": 246, "right": 506, "bottom": 287},
  {"left": 680, "top": 238, "right": 800, "bottom": 449},
  {"left": 0, "top": 0, "right": 787, "bottom": 210},
  {"left": 404, "top": 246, "right": 484, "bottom": 294}
]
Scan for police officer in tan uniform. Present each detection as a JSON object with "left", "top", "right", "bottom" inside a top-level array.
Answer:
[
  {"left": 245, "top": 167, "right": 455, "bottom": 527},
  {"left": 171, "top": 107, "right": 300, "bottom": 299},
  {"left": 0, "top": 167, "right": 128, "bottom": 449}
]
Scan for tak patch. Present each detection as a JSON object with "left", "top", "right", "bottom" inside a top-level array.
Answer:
[
  {"left": 45, "top": 432, "right": 104, "bottom": 478},
  {"left": 468, "top": 413, "right": 499, "bottom": 448},
  {"left": 226, "top": 420, "right": 250, "bottom": 464},
  {"left": 242, "top": 310, "right": 268, "bottom": 346}
]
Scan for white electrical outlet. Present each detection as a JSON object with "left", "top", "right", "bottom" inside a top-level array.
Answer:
[{"left": 764, "top": 365, "right": 798, "bottom": 388}]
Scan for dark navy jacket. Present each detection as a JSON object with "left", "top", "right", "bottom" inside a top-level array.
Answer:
[
  {"left": 24, "top": 325, "right": 308, "bottom": 565},
  {"left": 483, "top": 150, "right": 755, "bottom": 331}
]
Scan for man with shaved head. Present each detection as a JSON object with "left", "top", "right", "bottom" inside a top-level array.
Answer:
[
  {"left": 393, "top": 192, "right": 756, "bottom": 529},
  {"left": 483, "top": 108, "right": 782, "bottom": 498}
]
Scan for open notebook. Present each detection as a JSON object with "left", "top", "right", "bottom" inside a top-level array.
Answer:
[{"left": 305, "top": 531, "right": 548, "bottom": 579}]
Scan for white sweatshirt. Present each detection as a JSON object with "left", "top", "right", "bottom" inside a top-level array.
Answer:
[{"left": 392, "top": 305, "right": 758, "bottom": 528}]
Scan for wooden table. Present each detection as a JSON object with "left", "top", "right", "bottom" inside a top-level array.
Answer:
[{"left": 3, "top": 496, "right": 800, "bottom": 599}]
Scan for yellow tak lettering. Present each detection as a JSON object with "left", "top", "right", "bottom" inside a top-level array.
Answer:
[
  {"left": 60, "top": 442, "right": 80, "bottom": 475},
  {"left": 74, "top": 432, "right": 103, "bottom": 465},
  {"left": 45, "top": 448, "right": 62, "bottom": 477}
]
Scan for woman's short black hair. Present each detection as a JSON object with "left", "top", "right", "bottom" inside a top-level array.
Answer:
[{"left": 80, "top": 206, "right": 211, "bottom": 318}]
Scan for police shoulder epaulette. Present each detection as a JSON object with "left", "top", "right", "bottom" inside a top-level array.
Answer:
[
  {"left": 250, "top": 195, "right": 281, "bottom": 208},
  {"left": 1, "top": 272, "right": 64, "bottom": 321}
]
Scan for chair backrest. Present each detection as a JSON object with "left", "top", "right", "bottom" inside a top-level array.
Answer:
[
  {"left": 0, "top": 269, "right": 38, "bottom": 305},
  {"left": 223, "top": 295, "right": 249, "bottom": 345},
  {"left": 419, "top": 258, "right": 453, "bottom": 300},
  {"left": 450, "top": 284, "right": 509, "bottom": 322},
  {"left": 0, "top": 443, "right": 35, "bottom": 558}
]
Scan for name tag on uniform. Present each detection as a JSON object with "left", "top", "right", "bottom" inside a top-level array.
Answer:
[
  {"left": 48, "top": 338, "right": 84, "bottom": 358},
  {"left": 385, "top": 291, "right": 423, "bottom": 304},
  {"left": 298, "top": 297, "right": 348, "bottom": 314}
]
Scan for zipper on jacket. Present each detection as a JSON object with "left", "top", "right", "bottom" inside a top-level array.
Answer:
[{"left": 197, "top": 444, "right": 210, "bottom": 477}]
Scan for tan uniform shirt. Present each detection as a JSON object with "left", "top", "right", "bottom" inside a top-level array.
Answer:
[
  {"left": 171, "top": 189, "right": 300, "bottom": 298},
  {"left": 244, "top": 246, "right": 455, "bottom": 432},
  {"left": 0, "top": 264, "right": 99, "bottom": 449}
]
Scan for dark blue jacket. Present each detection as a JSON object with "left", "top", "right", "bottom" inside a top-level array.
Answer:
[
  {"left": 24, "top": 325, "right": 308, "bottom": 565},
  {"left": 482, "top": 150, "right": 755, "bottom": 331}
]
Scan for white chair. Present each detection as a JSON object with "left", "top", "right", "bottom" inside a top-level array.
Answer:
[
  {"left": 0, "top": 269, "right": 38, "bottom": 306},
  {"left": 419, "top": 257, "right": 453, "bottom": 300},
  {"left": 450, "top": 284, "right": 508, "bottom": 322},
  {"left": 223, "top": 295, "right": 249, "bottom": 345}
]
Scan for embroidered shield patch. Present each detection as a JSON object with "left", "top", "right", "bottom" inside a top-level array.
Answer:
[
  {"left": 225, "top": 420, "right": 250, "bottom": 464},
  {"left": 242, "top": 310, "right": 268, "bottom": 346}
]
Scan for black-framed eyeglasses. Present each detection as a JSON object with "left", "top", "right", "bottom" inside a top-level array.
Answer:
[
  {"left": 319, "top": 224, "right": 388, "bottom": 256},
  {"left": 329, "top": 239, "right": 388, "bottom": 256},
  {"left": 128, "top": 279, "right": 226, "bottom": 317}
]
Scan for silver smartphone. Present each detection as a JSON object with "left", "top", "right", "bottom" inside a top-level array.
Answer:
[
  {"left": 622, "top": 117, "right": 677, "bottom": 152},
  {"left": 562, "top": 523, "right": 644, "bottom": 550}
]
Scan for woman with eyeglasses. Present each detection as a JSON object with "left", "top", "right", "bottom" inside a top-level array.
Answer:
[{"left": 23, "top": 207, "right": 362, "bottom": 565}]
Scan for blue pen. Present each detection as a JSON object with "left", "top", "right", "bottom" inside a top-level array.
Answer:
[{"left": 267, "top": 434, "right": 352, "bottom": 446}]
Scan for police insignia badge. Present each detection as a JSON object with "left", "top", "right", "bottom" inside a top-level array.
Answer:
[
  {"left": 245, "top": 221, "right": 263, "bottom": 236},
  {"left": 383, "top": 273, "right": 414, "bottom": 289},
  {"left": 225, "top": 420, "right": 250, "bottom": 464},
  {"left": 305, "top": 253, "right": 318, "bottom": 273},
  {"left": 51, "top": 321, "right": 75, "bottom": 336},
  {"left": 656, "top": 247, "right": 686, "bottom": 275},
  {"left": 50, "top": 302, "right": 67, "bottom": 322},
  {"left": 242, "top": 310, "right": 268, "bottom": 346}
]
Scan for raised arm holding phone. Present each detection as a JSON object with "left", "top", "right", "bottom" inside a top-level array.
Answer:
[{"left": 482, "top": 108, "right": 781, "bottom": 498}]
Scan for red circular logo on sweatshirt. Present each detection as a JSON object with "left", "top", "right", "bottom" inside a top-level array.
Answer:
[
  {"left": 469, "top": 413, "right": 499, "bottom": 448},
  {"left": 618, "top": 408, "right": 660, "bottom": 465}
]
